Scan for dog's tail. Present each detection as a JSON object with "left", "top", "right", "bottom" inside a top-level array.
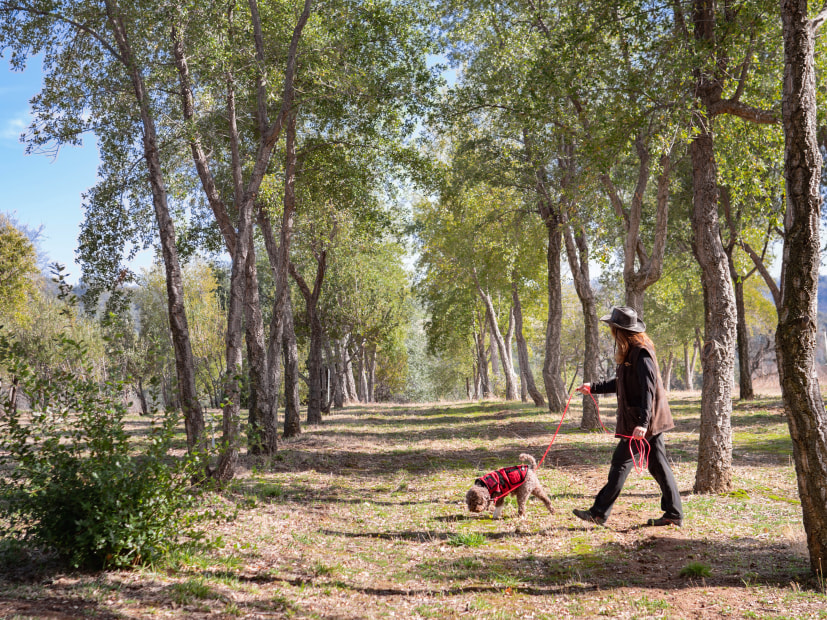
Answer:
[{"left": 519, "top": 453, "right": 537, "bottom": 470}]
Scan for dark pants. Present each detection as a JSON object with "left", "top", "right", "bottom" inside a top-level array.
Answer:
[{"left": 590, "top": 433, "right": 683, "bottom": 521}]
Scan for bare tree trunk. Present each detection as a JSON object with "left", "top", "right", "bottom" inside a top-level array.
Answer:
[
  {"left": 663, "top": 351, "right": 674, "bottom": 392},
  {"left": 345, "top": 342, "right": 358, "bottom": 404},
  {"left": 474, "top": 275, "right": 518, "bottom": 400},
  {"left": 330, "top": 340, "right": 345, "bottom": 408},
  {"left": 511, "top": 274, "right": 545, "bottom": 407},
  {"left": 282, "top": 290, "right": 301, "bottom": 438},
  {"left": 732, "top": 271, "right": 755, "bottom": 400},
  {"left": 778, "top": 0, "right": 827, "bottom": 574},
  {"left": 475, "top": 320, "right": 491, "bottom": 398},
  {"left": 244, "top": 239, "right": 277, "bottom": 454},
  {"left": 683, "top": 341, "right": 694, "bottom": 390},
  {"left": 690, "top": 114, "right": 735, "bottom": 494},
  {"left": 544, "top": 215, "right": 567, "bottom": 412},
  {"left": 367, "top": 346, "right": 376, "bottom": 403},
  {"left": 505, "top": 307, "right": 515, "bottom": 371},
  {"left": 560, "top": 162, "right": 600, "bottom": 427},
  {"left": 684, "top": 0, "right": 777, "bottom": 495},
  {"left": 289, "top": 254, "right": 327, "bottom": 425},
  {"left": 105, "top": 2, "right": 204, "bottom": 453},
  {"left": 357, "top": 341, "right": 368, "bottom": 403},
  {"left": 722, "top": 187, "right": 756, "bottom": 401}
]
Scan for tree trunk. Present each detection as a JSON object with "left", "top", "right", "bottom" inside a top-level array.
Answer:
[
  {"left": 474, "top": 277, "right": 518, "bottom": 400},
  {"left": 505, "top": 307, "right": 515, "bottom": 371},
  {"left": 778, "top": 0, "right": 827, "bottom": 574},
  {"left": 106, "top": 4, "right": 205, "bottom": 453},
  {"left": 345, "top": 340, "right": 358, "bottom": 403},
  {"left": 722, "top": 187, "right": 756, "bottom": 402},
  {"left": 561, "top": 202, "right": 600, "bottom": 428},
  {"left": 683, "top": 341, "right": 693, "bottom": 390},
  {"left": 367, "top": 346, "right": 376, "bottom": 403},
  {"left": 282, "top": 290, "right": 301, "bottom": 438},
  {"left": 136, "top": 377, "right": 149, "bottom": 416},
  {"left": 541, "top": 210, "right": 568, "bottom": 412},
  {"left": 357, "top": 341, "right": 368, "bottom": 403},
  {"left": 690, "top": 114, "right": 735, "bottom": 495},
  {"left": 663, "top": 351, "right": 674, "bottom": 392},
  {"left": 244, "top": 239, "right": 277, "bottom": 454},
  {"left": 289, "top": 255, "right": 327, "bottom": 425},
  {"left": 511, "top": 274, "right": 545, "bottom": 407},
  {"left": 475, "top": 320, "right": 491, "bottom": 398},
  {"left": 732, "top": 270, "right": 755, "bottom": 400},
  {"left": 331, "top": 340, "right": 345, "bottom": 408}
]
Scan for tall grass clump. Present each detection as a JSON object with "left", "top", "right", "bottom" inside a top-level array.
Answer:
[{"left": 0, "top": 329, "right": 202, "bottom": 570}]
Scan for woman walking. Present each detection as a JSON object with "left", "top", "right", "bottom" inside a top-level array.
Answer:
[{"left": 573, "top": 306, "right": 683, "bottom": 527}]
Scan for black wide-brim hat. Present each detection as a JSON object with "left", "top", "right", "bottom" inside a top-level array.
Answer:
[{"left": 599, "top": 306, "right": 646, "bottom": 333}]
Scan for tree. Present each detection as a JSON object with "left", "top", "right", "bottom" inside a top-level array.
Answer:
[
  {"left": 676, "top": 0, "right": 780, "bottom": 494},
  {"left": 776, "top": 0, "right": 827, "bottom": 575},
  {"left": 0, "top": 0, "right": 206, "bottom": 454},
  {"left": 0, "top": 214, "right": 38, "bottom": 319}
]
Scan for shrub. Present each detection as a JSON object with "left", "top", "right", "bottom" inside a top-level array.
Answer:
[{"left": 0, "top": 330, "right": 202, "bottom": 570}]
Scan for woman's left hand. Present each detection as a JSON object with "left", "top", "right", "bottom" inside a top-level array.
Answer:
[{"left": 632, "top": 426, "right": 647, "bottom": 439}]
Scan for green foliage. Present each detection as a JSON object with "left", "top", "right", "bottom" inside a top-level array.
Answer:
[
  {"left": 0, "top": 213, "right": 38, "bottom": 320},
  {"left": 0, "top": 329, "right": 201, "bottom": 570}
]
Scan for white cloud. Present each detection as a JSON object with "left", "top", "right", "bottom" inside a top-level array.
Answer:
[{"left": 1, "top": 114, "right": 28, "bottom": 141}]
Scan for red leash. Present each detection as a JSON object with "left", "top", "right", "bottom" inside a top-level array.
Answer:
[
  {"left": 538, "top": 389, "right": 650, "bottom": 473},
  {"left": 486, "top": 391, "right": 650, "bottom": 505}
]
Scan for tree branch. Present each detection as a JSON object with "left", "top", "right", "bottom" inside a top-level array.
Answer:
[
  {"left": 171, "top": 25, "right": 236, "bottom": 256},
  {"left": 262, "top": 0, "right": 311, "bottom": 151},
  {"left": 741, "top": 240, "right": 781, "bottom": 306},
  {"left": 247, "top": 0, "right": 269, "bottom": 133},
  {"left": 709, "top": 99, "right": 778, "bottom": 124},
  {"left": 730, "top": 31, "right": 756, "bottom": 104},
  {"left": 0, "top": 2, "right": 125, "bottom": 64},
  {"left": 812, "top": 1, "right": 827, "bottom": 31}
]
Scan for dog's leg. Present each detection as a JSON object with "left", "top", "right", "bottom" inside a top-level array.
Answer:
[
  {"left": 533, "top": 486, "right": 554, "bottom": 515},
  {"left": 492, "top": 498, "right": 505, "bottom": 519}
]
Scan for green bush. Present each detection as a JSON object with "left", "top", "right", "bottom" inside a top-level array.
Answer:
[{"left": 0, "top": 331, "right": 202, "bottom": 570}]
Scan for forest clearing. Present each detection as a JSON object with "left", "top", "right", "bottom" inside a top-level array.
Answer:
[
  {"left": 4, "top": 0, "right": 827, "bottom": 616},
  {"left": 1, "top": 395, "right": 824, "bottom": 619}
]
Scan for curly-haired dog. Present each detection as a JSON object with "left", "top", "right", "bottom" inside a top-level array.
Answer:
[{"left": 465, "top": 454, "right": 554, "bottom": 519}]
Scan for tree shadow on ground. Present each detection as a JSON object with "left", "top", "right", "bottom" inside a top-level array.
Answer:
[
  {"left": 0, "top": 596, "right": 123, "bottom": 619},
  {"left": 313, "top": 531, "right": 813, "bottom": 596}
]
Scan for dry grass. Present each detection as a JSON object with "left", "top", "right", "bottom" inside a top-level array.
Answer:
[{"left": 1, "top": 394, "right": 826, "bottom": 619}]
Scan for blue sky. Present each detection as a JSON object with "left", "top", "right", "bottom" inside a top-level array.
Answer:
[{"left": 1, "top": 57, "right": 103, "bottom": 282}]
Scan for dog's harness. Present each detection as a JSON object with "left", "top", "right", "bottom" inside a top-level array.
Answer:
[{"left": 476, "top": 465, "right": 529, "bottom": 502}]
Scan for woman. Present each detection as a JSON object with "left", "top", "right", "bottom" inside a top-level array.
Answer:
[{"left": 573, "top": 306, "right": 683, "bottom": 527}]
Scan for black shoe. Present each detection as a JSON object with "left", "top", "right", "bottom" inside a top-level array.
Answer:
[
  {"left": 573, "top": 508, "right": 605, "bottom": 526},
  {"left": 646, "top": 516, "right": 682, "bottom": 527}
]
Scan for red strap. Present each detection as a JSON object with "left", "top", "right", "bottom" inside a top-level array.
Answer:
[{"left": 538, "top": 388, "right": 650, "bottom": 472}]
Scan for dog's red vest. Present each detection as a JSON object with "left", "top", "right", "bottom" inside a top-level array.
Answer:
[{"left": 476, "top": 465, "right": 529, "bottom": 500}]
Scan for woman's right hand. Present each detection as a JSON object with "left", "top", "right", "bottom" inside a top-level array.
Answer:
[{"left": 576, "top": 383, "right": 591, "bottom": 395}]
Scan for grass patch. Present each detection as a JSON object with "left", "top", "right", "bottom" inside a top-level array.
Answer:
[
  {"left": 680, "top": 561, "right": 712, "bottom": 578},
  {"left": 448, "top": 531, "right": 486, "bottom": 547},
  {"left": 168, "top": 578, "right": 223, "bottom": 605}
]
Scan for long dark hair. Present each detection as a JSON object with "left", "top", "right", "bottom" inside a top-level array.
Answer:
[{"left": 611, "top": 325, "right": 655, "bottom": 364}]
